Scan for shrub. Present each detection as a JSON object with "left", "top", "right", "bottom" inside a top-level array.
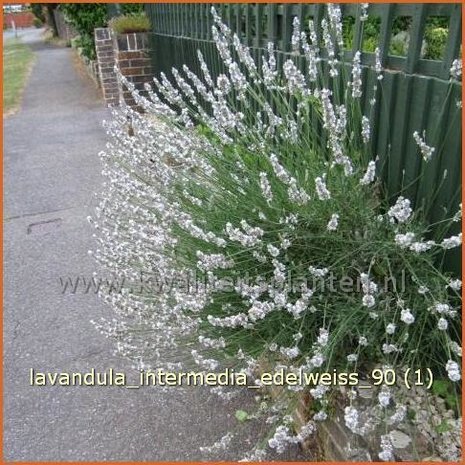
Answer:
[
  {"left": 30, "top": 4, "right": 45, "bottom": 23},
  {"left": 92, "top": 6, "right": 462, "bottom": 461},
  {"left": 120, "top": 4, "right": 145, "bottom": 15},
  {"left": 424, "top": 26, "right": 448, "bottom": 60},
  {"left": 32, "top": 17, "right": 42, "bottom": 29},
  {"left": 109, "top": 13, "right": 150, "bottom": 35},
  {"left": 60, "top": 4, "right": 107, "bottom": 60}
]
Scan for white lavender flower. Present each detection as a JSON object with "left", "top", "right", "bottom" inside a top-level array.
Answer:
[
  {"left": 268, "top": 425, "right": 298, "bottom": 453},
  {"left": 262, "top": 42, "right": 278, "bottom": 86},
  {"left": 225, "top": 221, "right": 264, "bottom": 247},
  {"left": 400, "top": 308, "right": 415, "bottom": 325},
  {"left": 374, "top": 47, "right": 383, "bottom": 80},
  {"left": 431, "top": 303, "right": 454, "bottom": 316},
  {"left": 378, "top": 386, "right": 391, "bottom": 407},
  {"left": 446, "top": 360, "right": 461, "bottom": 382},
  {"left": 199, "top": 335, "right": 226, "bottom": 349},
  {"left": 450, "top": 58, "right": 462, "bottom": 80},
  {"left": 196, "top": 251, "right": 233, "bottom": 271},
  {"left": 361, "top": 116, "right": 370, "bottom": 143},
  {"left": 315, "top": 176, "right": 331, "bottom": 200},
  {"left": 232, "top": 33, "right": 257, "bottom": 76},
  {"left": 450, "top": 342, "right": 462, "bottom": 358},
  {"left": 441, "top": 233, "right": 462, "bottom": 249},
  {"left": 418, "top": 285, "right": 429, "bottom": 295},
  {"left": 409, "top": 240, "right": 435, "bottom": 253},
  {"left": 388, "top": 405, "right": 407, "bottom": 424},
  {"left": 310, "top": 353, "right": 325, "bottom": 368},
  {"left": 351, "top": 51, "right": 362, "bottom": 98},
  {"left": 344, "top": 406, "right": 359, "bottom": 433},
  {"left": 197, "top": 50, "right": 214, "bottom": 87},
  {"left": 200, "top": 432, "right": 234, "bottom": 454},
  {"left": 267, "top": 244, "right": 280, "bottom": 258},
  {"left": 321, "top": 19, "right": 338, "bottom": 78},
  {"left": 395, "top": 232, "right": 415, "bottom": 248},
  {"left": 317, "top": 328, "right": 329, "bottom": 346},
  {"left": 283, "top": 59, "right": 307, "bottom": 95},
  {"left": 388, "top": 196, "right": 412, "bottom": 223},
  {"left": 313, "top": 411, "right": 328, "bottom": 421},
  {"left": 347, "top": 353, "right": 358, "bottom": 363},
  {"left": 287, "top": 178, "right": 310, "bottom": 205},
  {"left": 386, "top": 323, "right": 396, "bottom": 335},
  {"left": 327, "top": 213, "right": 339, "bottom": 231},
  {"left": 291, "top": 17, "right": 301, "bottom": 54},
  {"left": 413, "top": 131, "right": 435, "bottom": 162},
  {"left": 296, "top": 420, "right": 316, "bottom": 441},
  {"left": 448, "top": 279, "right": 462, "bottom": 291},
  {"left": 310, "top": 384, "right": 329, "bottom": 399},
  {"left": 308, "top": 266, "right": 328, "bottom": 278},
  {"left": 360, "top": 160, "right": 376, "bottom": 185},
  {"left": 360, "top": 273, "right": 378, "bottom": 294},
  {"left": 437, "top": 317, "right": 448, "bottom": 331},
  {"left": 280, "top": 346, "right": 300, "bottom": 359},
  {"left": 378, "top": 434, "right": 394, "bottom": 461},
  {"left": 362, "top": 294, "right": 376, "bottom": 308},
  {"left": 382, "top": 343, "right": 399, "bottom": 354}
]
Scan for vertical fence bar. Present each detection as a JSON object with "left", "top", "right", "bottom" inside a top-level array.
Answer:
[
  {"left": 378, "top": 4, "right": 395, "bottom": 65},
  {"left": 352, "top": 5, "right": 363, "bottom": 54},
  {"left": 236, "top": 4, "right": 243, "bottom": 39},
  {"left": 282, "top": 4, "right": 292, "bottom": 53},
  {"left": 441, "top": 4, "right": 461, "bottom": 80},
  {"left": 244, "top": 4, "right": 252, "bottom": 47},
  {"left": 267, "top": 4, "right": 278, "bottom": 45},
  {"left": 405, "top": 4, "right": 427, "bottom": 74},
  {"left": 255, "top": 4, "right": 263, "bottom": 49},
  {"left": 313, "top": 3, "right": 325, "bottom": 47}
]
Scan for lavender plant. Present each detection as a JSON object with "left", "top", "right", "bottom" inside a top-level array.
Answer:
[{"left": 91, "top": 5, "right": 462, "bottom": 461}]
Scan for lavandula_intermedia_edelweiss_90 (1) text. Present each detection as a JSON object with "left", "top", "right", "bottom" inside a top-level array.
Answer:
[{"left": 91, "top": 4, "right": 462, "bottom": 461}]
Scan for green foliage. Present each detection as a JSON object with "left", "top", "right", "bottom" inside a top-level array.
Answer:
[
  {"left": 390, "top": 31, "right": 410, "bottom": 57},
  {"left": 33, "top": 17, "right": 43, "bottom": 29},
  {"left": 109, "top": 13, "right": 150, "bottom": 35},
  {"left": 30, "top": 4, "right": 45, "bottom": 23},
  {"left": 432, "top": 379, "right": 461, "bottom": 412},
  {"left": 120, "top": 4, "right": 145, "bottom": 15},
  {"left": 424, "top": 27, "right": 448, "bottom": 60},
  {"left": 235, "top": 410, "right": 250, "bottom": 422},
  {"left": 392, "top": 16, "right": 413, "bottom": 36},
  {"left": 342, "top": 14, "right": 449, "bottom": 59},
  {"left": 435, "top": 420, "right": 452, "bottom": 434},
  {"left": 60, "top": 4, "right": 108, "bottom": 60}
]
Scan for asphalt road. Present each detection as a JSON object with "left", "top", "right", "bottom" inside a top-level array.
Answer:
[{"left": 3, "top": 30, "right": 308, "bottom": 461}]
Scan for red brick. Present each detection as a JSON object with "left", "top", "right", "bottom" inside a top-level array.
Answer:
[{"left": 121, "top": 66, "right": 145, "bottom": 75}]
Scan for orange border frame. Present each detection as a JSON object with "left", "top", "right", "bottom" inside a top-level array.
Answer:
[{"left": 0, "top": 1, "right": 463, "bottom": 464}]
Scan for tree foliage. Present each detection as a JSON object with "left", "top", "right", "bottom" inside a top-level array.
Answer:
[{"left": 60, "top": 4, "right": 108, "bottom": 60}]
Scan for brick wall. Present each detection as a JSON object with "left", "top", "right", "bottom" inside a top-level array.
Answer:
[
  {"left": 3, "top": 11, "right": 35, "bottom": 29},
  {"left": 94, "top": 28, "right": 153, "bottom": 108},
  {"left": 112, "top": 31, "right": 153, "bottom": 108},
  {"left": 94, "top": 28, "right": 118, "bottom": 106}
]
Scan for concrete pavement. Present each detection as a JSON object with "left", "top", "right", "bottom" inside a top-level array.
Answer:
[{"left": 3, "top": 31, "right": 307, "bottom": 461}]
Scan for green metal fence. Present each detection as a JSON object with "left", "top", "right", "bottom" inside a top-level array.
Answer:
[{"left": 145, "top": 3, "right": 462, "bottom": 272}]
